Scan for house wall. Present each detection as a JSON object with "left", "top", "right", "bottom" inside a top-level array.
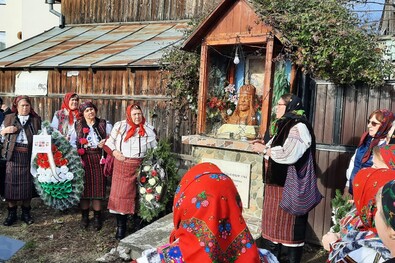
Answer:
[
  {"left": 0, "top": 69, "right": 196, "bottom": 153},
  {"left": 0, "top": 0, "right": 60, "bottom": 48},
  {"left": 306, "top": 81, "right": 395, "bottom": 244},
  {"left": 61, "top": 0, "right": 221, "bottom": 24}
]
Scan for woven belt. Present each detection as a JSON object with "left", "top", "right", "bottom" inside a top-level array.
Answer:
[{"left": 14, "top": 146, "right": 28, "bottom": 153}]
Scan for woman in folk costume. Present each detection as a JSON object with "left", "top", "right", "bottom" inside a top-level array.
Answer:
[
  {"left": 346, "top": 109, "right": 394, "bottom": 195},
  {"left": 251, "top": 93, "right": 321, "bottom": 263},
  {"left": 134, "top": 162, "right": 279, "bottom": 263},
  {"left": 375, "top": 178, "right": 395, "bottom": 263},
  {"left": 51, "top": 92, "right": 79, "bottom": 140},
  {"left": 105, "top": 104, "right": 157, "bottom": 240},
  {"left": 0, "top": 95, "right": 41, "bottom": 226},
  {"left": 70, "top": 101, "right": 112, "bottom": 231},
  {"left": 327, "top": 145, "right": 395, "bottom": 262}
]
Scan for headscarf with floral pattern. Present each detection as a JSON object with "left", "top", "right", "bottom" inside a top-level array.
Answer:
[
  {"left": 381, "top": 179, "right": 395, "bottom": 231},
  {"left": 169, "top": 162, "right": 261, "bottom": 263},
  {"left": 379, "top": 145, "right": 395, "bottom": 170},
  {"left": 359, "top": 109, "right": 395, "bottom": 163},
  {"left": 61, "top": 92, "right": 79, "bottom": 125},
  {"left": 124, "top": 104, "right": 146, "bottom": 142},
  {"left": 353, "top": 167, "right": 395, "bottom": 233}
]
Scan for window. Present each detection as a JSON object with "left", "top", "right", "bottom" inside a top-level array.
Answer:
[
  {"left": 0, "top": 0, "right": 6, "bottom": 5},
  {"left": 0, "top": 32, "right": 5, "bottom": 51}
]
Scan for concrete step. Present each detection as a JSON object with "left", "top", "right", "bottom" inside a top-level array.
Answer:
[{"left": 119, "top": 212, "right": 261, "bottom": 260}]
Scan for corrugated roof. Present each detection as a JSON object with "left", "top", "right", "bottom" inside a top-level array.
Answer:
[{"left": 0, "top": 21, "right": 189, "bottom": 69}]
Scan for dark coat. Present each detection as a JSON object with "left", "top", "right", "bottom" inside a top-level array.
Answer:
[{"left": 1, "top": 113, "right": 41, "bottom": 161}]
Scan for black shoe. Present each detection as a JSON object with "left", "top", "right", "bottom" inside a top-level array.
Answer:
[
  {"left": 80, "top": 209, "right": 90, "bottom": 229},
  {"left": 115, "top": 214, "right": 127, "bottom": 240},
  {"left": 21, "top": 206, "right": 34, "bottom": 225},
  {"left": 3, "top": 206, "right": 17, "bottom": 226},
  {"left": 93, "top": 210, "right": 102, "bottom": 231}
]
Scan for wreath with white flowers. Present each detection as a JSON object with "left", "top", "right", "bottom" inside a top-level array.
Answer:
[
  {"left": 137, "top": 140, "right": 179, "bottom": 222},
  {"left": 31, "top": 121, "right": 85, "bottom": 210},
  {"left": 138, "top": 159, "right": 167, "bottom": 218}
]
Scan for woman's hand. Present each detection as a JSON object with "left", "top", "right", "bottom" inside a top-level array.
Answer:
[
  {"left": 98, "top": 139, "right": 106, "bottom": 148},
  {"left": 113, "top": 150, "right": 125, "bottom": 161},
  {"left": 250, "top": 141, "right": 267, "bottom": 155},
  {"left": 0, "top": 126, "right": 17, "bottom": 136},
  {"left": 322, "top": 232, "right": 340, "bottom": 251}
]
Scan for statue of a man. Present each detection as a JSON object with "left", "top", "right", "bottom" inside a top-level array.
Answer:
[{"left": 227, "top": 84, "right": 257, "bottom": 125}]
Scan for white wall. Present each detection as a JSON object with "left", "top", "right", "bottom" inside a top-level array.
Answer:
[{"left": 0, "top": 0, "right": 61, "bottom": 48}]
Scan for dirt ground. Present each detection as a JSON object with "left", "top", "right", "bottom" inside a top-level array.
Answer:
[{"left": 0, "top": 197, "right": 328, "bottom": 263}]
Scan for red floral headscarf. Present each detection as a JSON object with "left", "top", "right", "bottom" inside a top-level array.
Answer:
[
  {"left": 11, "top": 95, "right": 39, "bottom": 117},
  {"left": 353, "top": 167, "right": 395, "bottom": 232},
  {"left": 170, "top": 162, "right": 261, "bottom": 263},
  {"left": 379, "top": 145, "right": 395, "bottom": 170},
  {"left": 61, "top": 92, "right": 79, "bottom": 125},
  {"left": 124, "top": 104, "right": 146, "bottom": 142},
  {"left": 359, "top": 109, "right": 395, "bottom": 163}
]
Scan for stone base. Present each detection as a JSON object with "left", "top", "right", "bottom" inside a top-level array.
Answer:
[{"left": 107, "top": 212, "right": 261, "bottom": 261}]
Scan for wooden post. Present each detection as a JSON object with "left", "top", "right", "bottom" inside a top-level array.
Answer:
[
  {"left": 290, "top": 64, "right": 297, "bottom": 93},
  {"left": 259, "top": 35, "right": 275, "bottom": 137},
  {"left": 197, "top": 42, "right": 209, "bottom": 134}
]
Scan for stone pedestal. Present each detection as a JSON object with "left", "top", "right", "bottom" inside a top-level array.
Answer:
[{"left": 182, "top": 134, "right": 264, "bottom": 233}]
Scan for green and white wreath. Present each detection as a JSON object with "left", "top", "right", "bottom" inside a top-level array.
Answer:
[{"left": 31, "top": 121, "right": 85, "bottom": 210}]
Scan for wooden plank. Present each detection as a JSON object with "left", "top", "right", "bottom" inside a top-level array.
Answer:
[
  {"left": 205, "top": 35, "right": 268, "bottom": 46},
  {"left": 259, "top": 36, "right": 274, "bottom": 136},
  {"left": 197, "top": 43, "right": 209, "bottom": 134},
  {"left": 322, "top": 84, "right": 336, "bottom": 144},
  {"left": 312, "top": 83, "right": 327, "bottom": 143}
]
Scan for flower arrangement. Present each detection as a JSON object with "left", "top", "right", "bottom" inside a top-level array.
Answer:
[
  {"left": 207, "top": 84, "right": 238, "bottom": 120},
  {"left": 138, "top": 161, "right": 166, "bottom": 205},
  {"left": 32, "top": 121, "right": 85, "bottom": 210},
  {"left": 137, "top": 140, "right": 179, "bottom": 222},
  {"left": 330, "top": 189, "right": 353, "bottom": 233},
  {"left": 77, "top": 127, "right": 90, "bottom": 155}
]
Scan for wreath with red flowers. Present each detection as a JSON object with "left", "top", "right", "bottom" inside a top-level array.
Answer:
[{"left": 32, "top": 121, "right": 85, "bottom": 210}]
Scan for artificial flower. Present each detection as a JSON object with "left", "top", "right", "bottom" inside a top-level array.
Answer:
[
  {"left": 155, "top": 186, "right": 162, "bottom": 194},
  {"left": 145, "top": 194, "right": 154, "bottom": 202},
  {"left": 79, "top": 138, "right": 88, "bottom": 145},
  {"left": 82, "top": 127, "right": 90, "bottom": 134},
  {"left": 151, "top": 170, "right": 158, "bottom": 177},
  {"left": 77, "top": 148, "right": 85, "bottom": 155},
  {"left": 148, "top": 178, "right": 156, "bottom": 186},
  {"left": 143, "top": 165, "right": 151, "bottom": 172},
  {"left": 140, "top": 188, "right": 146, "bottom": 194}
]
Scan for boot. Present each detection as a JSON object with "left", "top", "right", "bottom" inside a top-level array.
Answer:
[
  {"left": 287, "top": 246, "right": 304, "bottom": 263},
  {"left": 80, "top": 209, "right": 90, "bottom": 229},
  {"left": 115, "top": 214, "right": 127, "bottom": 240},
  {"left": 3, "top": 206, "right": 17, "bottom": 226},
  {"left": 93, "top": 210, "right": 102, "bottom": 231},
  {"left": 264, "top": 239, "right": 281, "bottom": 260},
  {"left": 21, "top": 206, "right": 34, "bottom": 225}
]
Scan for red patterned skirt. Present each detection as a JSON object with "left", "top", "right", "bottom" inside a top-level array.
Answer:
[
  {"left": 107, "top": 158, "right": 142, "bottom": 214},
  {"left": 4, "top": 143, "right": 33, "bottom": 200},
  {"left": 81, "top": 148, "right": 106, "bottom": 199},
  {"left": 261, "top": 184, "right": 308, "bottom": 245}
]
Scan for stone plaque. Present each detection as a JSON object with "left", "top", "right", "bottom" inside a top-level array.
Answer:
[{"left": 202, "top": 158, "right": 251, "bottom": 208}]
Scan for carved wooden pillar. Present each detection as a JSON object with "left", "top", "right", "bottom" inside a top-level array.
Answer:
[
  {"left": 260, "top": 35, "right": 274, "bottom": 137},
  {"left": 197, "top": 42, "right": 209, "bottom": 134}
]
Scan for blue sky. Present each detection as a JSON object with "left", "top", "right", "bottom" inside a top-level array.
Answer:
[{"left": 352, "top": 0, "right": 385, "bottom": 24}]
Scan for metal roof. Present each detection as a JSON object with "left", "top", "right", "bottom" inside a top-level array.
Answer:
[{"left": 0, "top": 21, "right": 189, "bottom": 69}]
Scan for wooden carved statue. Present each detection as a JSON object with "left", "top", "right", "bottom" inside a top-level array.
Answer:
[{"left": 227, "top": 84, "right": 257, "bottom": 125}]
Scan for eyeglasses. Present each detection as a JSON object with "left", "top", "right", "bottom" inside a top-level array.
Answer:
[{"left": 367, "top": 119, "right": 381, "bottom": 127}]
